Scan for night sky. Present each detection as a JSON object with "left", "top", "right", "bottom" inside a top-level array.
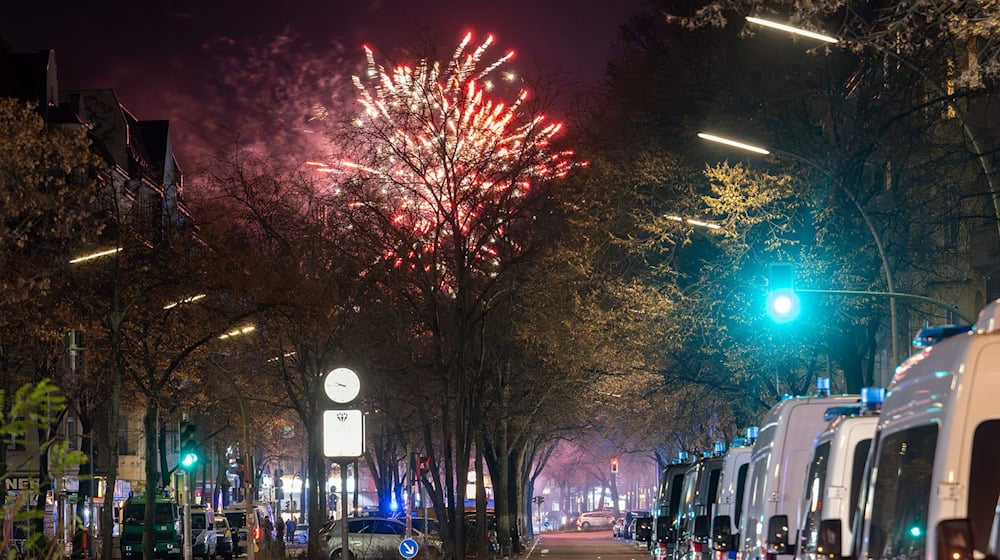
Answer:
[{"left": 2, "top": 0, "right": 644, "bottom": 168}]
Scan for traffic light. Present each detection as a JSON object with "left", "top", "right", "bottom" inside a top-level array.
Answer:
[
  {"left": 179, "top": 419, "right": 199, "bottom": 470},
  {"left": 766, "top": 263, "right": 800, "bottom": 323},
  {"left": 610, "top": 457, "right": 619, "bottom": 473}
]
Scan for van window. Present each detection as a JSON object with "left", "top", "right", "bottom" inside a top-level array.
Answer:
[
  {"left": 668, "top": 473, "right": 686, "bottom": 529},
  {"left": 191, "top": 515, "right": 207, "bottom": 530},
  {"left": 801, "top": 442, "right": 832, "bottom": 556},
  {"left": 706, "top": 467, "right": 722, "bottom": 513},
  {"left": 868, "top": 425, "right": 937, "bottom": 560},
  {"left": 734, "top": 463, "right": 749, "bottom": 529},
  {"left": 849, "top": 439, "right": 872, "bottom": 527},
  {"left": 968, "top": 420, "right": 1000, "bottom": 552}
]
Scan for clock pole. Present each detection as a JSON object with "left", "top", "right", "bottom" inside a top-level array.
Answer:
[{"left": 322, "top": 367, "right": 364, "bottom": 560}]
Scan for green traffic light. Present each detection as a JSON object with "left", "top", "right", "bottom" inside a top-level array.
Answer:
[
  {"left": 180, "top": 451, "right": 199, "bottom": 469},
  {"left": 767, "top": 288, "right": 801, "bottom": 323}
]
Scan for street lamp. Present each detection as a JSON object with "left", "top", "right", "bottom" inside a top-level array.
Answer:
[
  {"left": 744, "top": 15, "right": 1000, "bottom": 242},
  {"left": 698, "top": 131, "right": 901, "bottom": 367}
]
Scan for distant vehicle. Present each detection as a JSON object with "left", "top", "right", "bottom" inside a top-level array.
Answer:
[
  {"left": 676, "top": 450, "right": 726, "bottom": 560},
  {"left": 189, "top": 508, "right": 217, "bottom": 560},
  {"left": 294, "top": 523, "right": 309, "bottom": 545},
  {"left": 320, "top": 517, "right": 442, "bottom": 560},
  {"left": 223, "top": 502, "right": 270, "bottom": 555},
  {"left": 613, "top": 518, "right": 626, "bottom": 538},
  {"left": 652, "top": 455, "right": 693, "bottom": 559},
  {"left": 634, "top": 516, "right": 654, "bottom": 545},
  {"left": 214, "top": 516, "right": 235, "bottom": 560},
  {"left": 623, "top": 510, "right": 650, "bottom": 540},
  {"left": 120, "top": 493, "right": 181, "bottom": 560},
  {"left": 577, "top": 511, "right": 616, "bottom": 530}
]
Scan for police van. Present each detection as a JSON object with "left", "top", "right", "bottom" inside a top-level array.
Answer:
[
  {"left": 652, "top": 453, "right": 693, "bottom": 560},
  {"left": 676, "top": 445, "right": 727, "bottom": 560},
  {"left": 855, "top": 301, "right": 1000, "bottom": 560},
  {"left": 711, "top": 428, "right": 757, "bottom": 560},
  {"left": 795, "top": 388, "right": 882, "bottom": 560},
  {"left": 739, "top": 380, "right": 858, "bottom": 560}
]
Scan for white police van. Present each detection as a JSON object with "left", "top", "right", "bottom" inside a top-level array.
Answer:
[
  {"left": 795, "top": 388, "right": 882, "bottom": 560},
  {"left": 855, "top": 300, "right": 1000, "bottom": 560},
  {"left": 739, "top": 380, "right": 858, "bottom": 560},
  {"left": 710, "top": 428, "right": 757, "bottom": 560}
]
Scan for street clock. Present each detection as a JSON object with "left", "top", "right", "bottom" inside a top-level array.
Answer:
[{"left": 323, "top": 367, "right": 361, "bottom": 404}]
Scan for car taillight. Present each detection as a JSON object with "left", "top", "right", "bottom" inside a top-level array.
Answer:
[
  {"left": 654, "top": 541, "right": 669, "bottom": 560},
  {"left": 254, "top": 526, "right": 262, "bottom": 541}
]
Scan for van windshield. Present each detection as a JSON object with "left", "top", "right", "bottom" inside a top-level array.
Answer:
[
  {"left": 123, "top": 503, "right": 175, "bottom": 525},
  {"left": 868, "top": 425, "right": 937, "bottom": 560}
]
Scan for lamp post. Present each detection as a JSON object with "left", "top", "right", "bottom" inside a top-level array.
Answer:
[
  {"left": 699, "top": 131, "right": 902, "bottom": 368},
  {"left": 745, "top": 15, "right": 1000, "bottom": 243}
]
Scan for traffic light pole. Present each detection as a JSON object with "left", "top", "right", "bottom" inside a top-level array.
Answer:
[
  {"left": 796, "top": 288, "right": 974, "bottom": 323},
  {"left": 207, "top": 359, "right": 255, "bottom": 560},
  {"left": 183, "top": 470, "right": 193, "bottom": 560}
]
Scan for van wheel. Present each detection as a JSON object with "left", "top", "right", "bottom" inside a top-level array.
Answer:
[{"left": 332, "top": 549, "right": 356, "bottom": 560}]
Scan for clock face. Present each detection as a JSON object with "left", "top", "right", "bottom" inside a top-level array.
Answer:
[{"left": 324, "top": 367, "right": 361, "bottom": 404}]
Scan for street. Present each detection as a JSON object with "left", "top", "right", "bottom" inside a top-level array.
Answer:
[{"left": 528, "top": 531, "right": 649, "bottom": 560}]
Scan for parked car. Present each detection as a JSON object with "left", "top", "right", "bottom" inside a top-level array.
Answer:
[
  {"left": 294, "top": 523, "right": 309, "bottom": 544},
  {"left": 577, "top": 511, "right": 616, "bottom": 531},
  {"left": 189, "top": 509, "right": 217, "bottom": 560},
  {"left": 622, "top": 510, "right": 649, "bottom": 540},
  {"left": 633, "top": 516, "right": 653, "bottom": 546},
  {"left": 320, "top": 517, "right": 442, "bottom": 560},
  {"left": 214, "top": 516, "right": 235, "bottom": 560}
]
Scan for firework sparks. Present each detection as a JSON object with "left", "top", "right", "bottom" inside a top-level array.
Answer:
[{"left": 314, "top": 32, "right": 577, "bottom": 289}]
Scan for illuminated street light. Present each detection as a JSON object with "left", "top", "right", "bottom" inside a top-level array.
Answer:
[
  {"left": 745, "top": 16, "right": 839, "bottom": 44},
  {"left": 697, "top": 133, "right": 769, "bottom": 155},
  {"left": 665, "top": 215, "right": 722, "bottom": 231},
  {"left": 218, "top": 325, "right": 256, "bottom": 340},
  {"left": 69, "top": 247, "right": 121, "bottom": 264},
  {"left": 163, "top": 294, "right": 206, "bottom": 310}
]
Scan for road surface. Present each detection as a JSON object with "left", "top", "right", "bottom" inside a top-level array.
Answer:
[{"left": 527, "top": 531, "right": 650, "bottom": 560}]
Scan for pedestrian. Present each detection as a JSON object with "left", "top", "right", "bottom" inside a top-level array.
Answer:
[
  {"left": 276, "top": 515, "right": 285, "bottom": 543},
  {"left": 286, "top": 517, "right": 296, "bottom": 543},
  {"left": 263, "top": 515, "right": 274, "bottom": 542}
]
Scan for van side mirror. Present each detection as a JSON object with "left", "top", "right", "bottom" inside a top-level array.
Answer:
[
  {"left": 712, "top": 516, "right": 732, "bottom": 551},
  {"left": 937, "top": 519, "right": 974, "bottom": 560},
  {"left": 694, "top": 516, "right": 710, "bottom": 539},
  {"left": 766, "top": 515, "right": 790, "bottom": 554},
  {"left": 816, "top": 519, "right": 842, "bottom": 559}
]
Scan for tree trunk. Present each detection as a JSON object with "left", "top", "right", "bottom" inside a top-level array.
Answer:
[
  {"left": 159, "top": 420, "right": 170, "bottom": 489},
  {"left": 100, "top": 312, "right": 123, "bottom": 560},
  {"left": 306, "top": 417, "right": 326, "bottom": 560},
  {"left": 474, "top": 434, "right": 488, "bottom": 557},
  {"left": 143, "top": 402, "right": 158, "bottom": 560}
]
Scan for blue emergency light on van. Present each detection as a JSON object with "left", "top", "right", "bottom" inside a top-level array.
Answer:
[
  {"left": 860, "top": 387, "right": 885, "bottom": 414},
  {"left": 714, "top": 441, "right": 726, "bottom": 455},
  {"left": 745, "top": 426, "right": 759, "bottom": 444},
  {"left": 817, "top": 377, "right": 831, "bottom": 396},
  {"left": 911, "top": 324, "right": 973, "bottom": 348}
]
